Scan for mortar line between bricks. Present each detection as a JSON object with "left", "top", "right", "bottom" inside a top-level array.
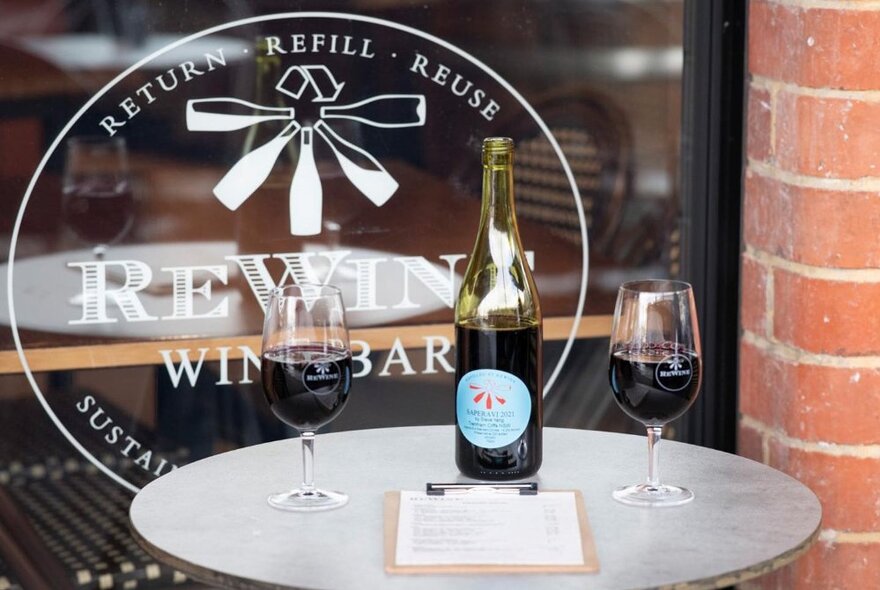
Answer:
[
  {"left": 744, "top": 246, "right": 880, "bottom": 282},
  {"left": 819, "top": 530, "right": 880, "bottom": 544},
  {"left": 748, "top": 159, "right": 880, "bottom": 191},
  {"left": 765, "top": 0, "right": 880, "bottom": 11},
  {"left": 740, "top": 415, "right": 880, "bottom": 458},
  {"left": 765, "top": 256, "right": 775, "bottom": 340},
  {"left": 768, "top": 83, "right": 778, "bottom": 158},
  {"left": 760, "top": 431, "right": 770, "bottom": 465},
  {"left": 750, "top": 76, "right": 880, "bottom": 102},
  {"left": 742, "top": 330, "right": 880, "bottom": 368},
  {"left": 765, "top": 77, "right": 880, "bottom": 101}
]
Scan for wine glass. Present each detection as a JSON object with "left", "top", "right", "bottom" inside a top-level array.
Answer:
[
  {"left": 608, "top": 280, "right": 702, "bottom": 507},
  {"left": 261, "top": 283, "right": 353, "bottom": 511},
  {"left": 62, "top": 136, "right": 135, "bottom": 260}
]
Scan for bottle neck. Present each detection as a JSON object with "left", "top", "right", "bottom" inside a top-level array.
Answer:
[
  {"left": 480, "top": 155, "right": 517, "bottom": 233},
  {"left": 254, "top": 39, "right": 282, "bottom": 103},
  {"left": 456, "top": 139, "right": 540, "bottom": 327}
]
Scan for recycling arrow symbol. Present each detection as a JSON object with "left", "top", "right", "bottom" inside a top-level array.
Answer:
[{"left": 276, "top": 65, "right": 345, "bottom": 102}]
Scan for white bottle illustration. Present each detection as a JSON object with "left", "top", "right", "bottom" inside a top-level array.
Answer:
[
  {"left": 185, "top": 65, "right": 428, "bottom": 236},
  {"left": 290, "top": 127, "right": 322, "bottom": 236}
]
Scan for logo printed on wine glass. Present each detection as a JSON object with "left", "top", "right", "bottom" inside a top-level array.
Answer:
[
  {"left": 186, "top": 64, "right": 427, "bottom": 236},
  {"left": 302, "top": 359, "right": 342, "bottom": 395},
  {"left": 655, "top": 354, "right": 693, "bottom": 392}
]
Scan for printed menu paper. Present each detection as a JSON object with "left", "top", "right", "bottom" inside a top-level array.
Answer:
[{"left": 385, "top": 490, "right": 599, "bottom": 574}]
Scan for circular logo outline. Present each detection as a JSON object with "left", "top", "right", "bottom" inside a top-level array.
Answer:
[
  {"left": 302, "top": 360, "right": 342, "bottom": 394},
  {"left": 654, "top": 353, "right": 694, "bottom": 392},
  {"left": 8, "top": 12, "right": 589, "bottom": 492}
]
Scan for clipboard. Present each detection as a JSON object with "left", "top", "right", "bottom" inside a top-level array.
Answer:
[{"left": 383, "top": 489, "right": 600, "bottom": 574}]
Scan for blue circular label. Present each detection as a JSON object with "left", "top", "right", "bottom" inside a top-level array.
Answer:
[{"left": 456, "top": 369, "right": 531, "bottom": 448}]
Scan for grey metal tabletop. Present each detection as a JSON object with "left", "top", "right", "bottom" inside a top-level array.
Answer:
[{"left": 129, "top": 426, "right": 821, "bottom": 590}]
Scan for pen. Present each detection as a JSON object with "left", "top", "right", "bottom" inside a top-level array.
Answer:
[{"left": 426, "top": 482, "right": 539, "bottom": 496}]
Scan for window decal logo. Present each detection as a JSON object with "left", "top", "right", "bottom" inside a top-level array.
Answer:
[
  {"left": 9, "top": 12, "right": 588, "bottom": 493},
  {"left": 186, "top": 64, "right": 427, "bottom": 235}
]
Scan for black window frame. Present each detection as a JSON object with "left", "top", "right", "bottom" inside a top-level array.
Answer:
[{"left": 679, "top": 0, "right": 746, "bottom": 452}]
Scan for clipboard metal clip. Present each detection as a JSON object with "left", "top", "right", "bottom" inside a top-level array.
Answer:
[{"left": 426, "top": 482, "right": 539, "bottom": 496}]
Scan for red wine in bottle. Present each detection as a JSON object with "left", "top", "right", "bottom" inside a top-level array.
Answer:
[{"left": 454, "top": 138, "right": 543, "bottom": 480}]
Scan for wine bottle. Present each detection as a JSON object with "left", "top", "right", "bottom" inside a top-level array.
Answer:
[
  {"left": 243, "top": 38, "right": 297, "bottom": 163},
  {"left": 454, "top": 137, "right": 543, "bottom": 480},
  {"left": 234, "top": 38, "right": 298, "bottom": 252}
]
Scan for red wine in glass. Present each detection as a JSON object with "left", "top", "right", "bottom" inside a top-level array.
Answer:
[
  {"left": 608, "top": 280, "right": 703, "bottom": 507},
  {"left": 62, "top": 136, "right": 134, "bottom": 259},
  {"left": 609, "top": 345, "right": 701, "bottom": 425},
  {"left": 260, "top": 283, "right": 352, "bottom": 512},
  {"left": 62, "top": 179, "right": 135, "bottom": 247},
  {"left": 261, "top": 344, "right": 352, "bottom": 431}
]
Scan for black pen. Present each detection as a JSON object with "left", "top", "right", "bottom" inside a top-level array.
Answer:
[{"left": 426, "top": 482, "right": 539, "bottom": 496}]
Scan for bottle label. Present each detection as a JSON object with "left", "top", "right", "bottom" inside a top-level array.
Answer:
[{"left": 456, "top": 369, "right": 531, "bottom": 448}]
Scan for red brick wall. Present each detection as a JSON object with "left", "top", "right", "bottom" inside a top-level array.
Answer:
[{"left": 740, "top": 1, "right": 880, "bottom": 587}]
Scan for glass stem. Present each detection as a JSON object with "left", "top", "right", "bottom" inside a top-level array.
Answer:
[
  {"left": 646, "top": 426, "right": 662, "bottom": 488},
  {"left": 301, "top": 431, "right": 316, "bottom": 494}
]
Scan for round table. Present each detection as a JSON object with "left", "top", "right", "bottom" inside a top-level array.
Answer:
[{"left": 129, "top": 426, "right": 820, "bottom": 589}]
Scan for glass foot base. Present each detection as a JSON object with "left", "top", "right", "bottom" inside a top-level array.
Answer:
[
  {"left": 612, "top": 483, "right": 694, "bottom": 507},
  {"left": 268, "top": 488, "right": 348, "bottom": 512}
]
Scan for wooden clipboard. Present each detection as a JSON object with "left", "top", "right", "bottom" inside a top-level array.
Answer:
[{"left": 383, "top": 490, "right": 600, "bottom": 574}]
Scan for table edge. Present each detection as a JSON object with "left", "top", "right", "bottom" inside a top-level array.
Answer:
[
  {"left": 129, "top": 517, "right": 292, "bottom": 590},
  {"left": 130, "top": 513, "right": 820, "bottom": 590},
  {"left": 655, "top": 521, "right": 820, "bottom": 590},
  {"left": 129, "top": 427, "right": 823, "bottom": 590}
]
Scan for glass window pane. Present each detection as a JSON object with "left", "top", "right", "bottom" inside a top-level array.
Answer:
[{"left": 0, "top": 1, "right": 686, "bottom": 586}]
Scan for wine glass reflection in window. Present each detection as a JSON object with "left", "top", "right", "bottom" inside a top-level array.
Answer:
[{"left": 62, "top": 136, "right": 135, "bottom": 259}]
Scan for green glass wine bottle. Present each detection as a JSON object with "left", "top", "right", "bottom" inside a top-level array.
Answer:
[
  {"left": 235, "top": 38, "right": 299, "bottom": 252},
  {"left": 243, "top": 38, "right": 297, "bottom": 161},
  {"left": 454, "top": 137, "right": 543, "bottom": 480}
]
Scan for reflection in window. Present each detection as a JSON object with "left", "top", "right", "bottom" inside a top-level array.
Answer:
[{"left": 0, "top": 2, "right": 684, "bottom": 587}]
